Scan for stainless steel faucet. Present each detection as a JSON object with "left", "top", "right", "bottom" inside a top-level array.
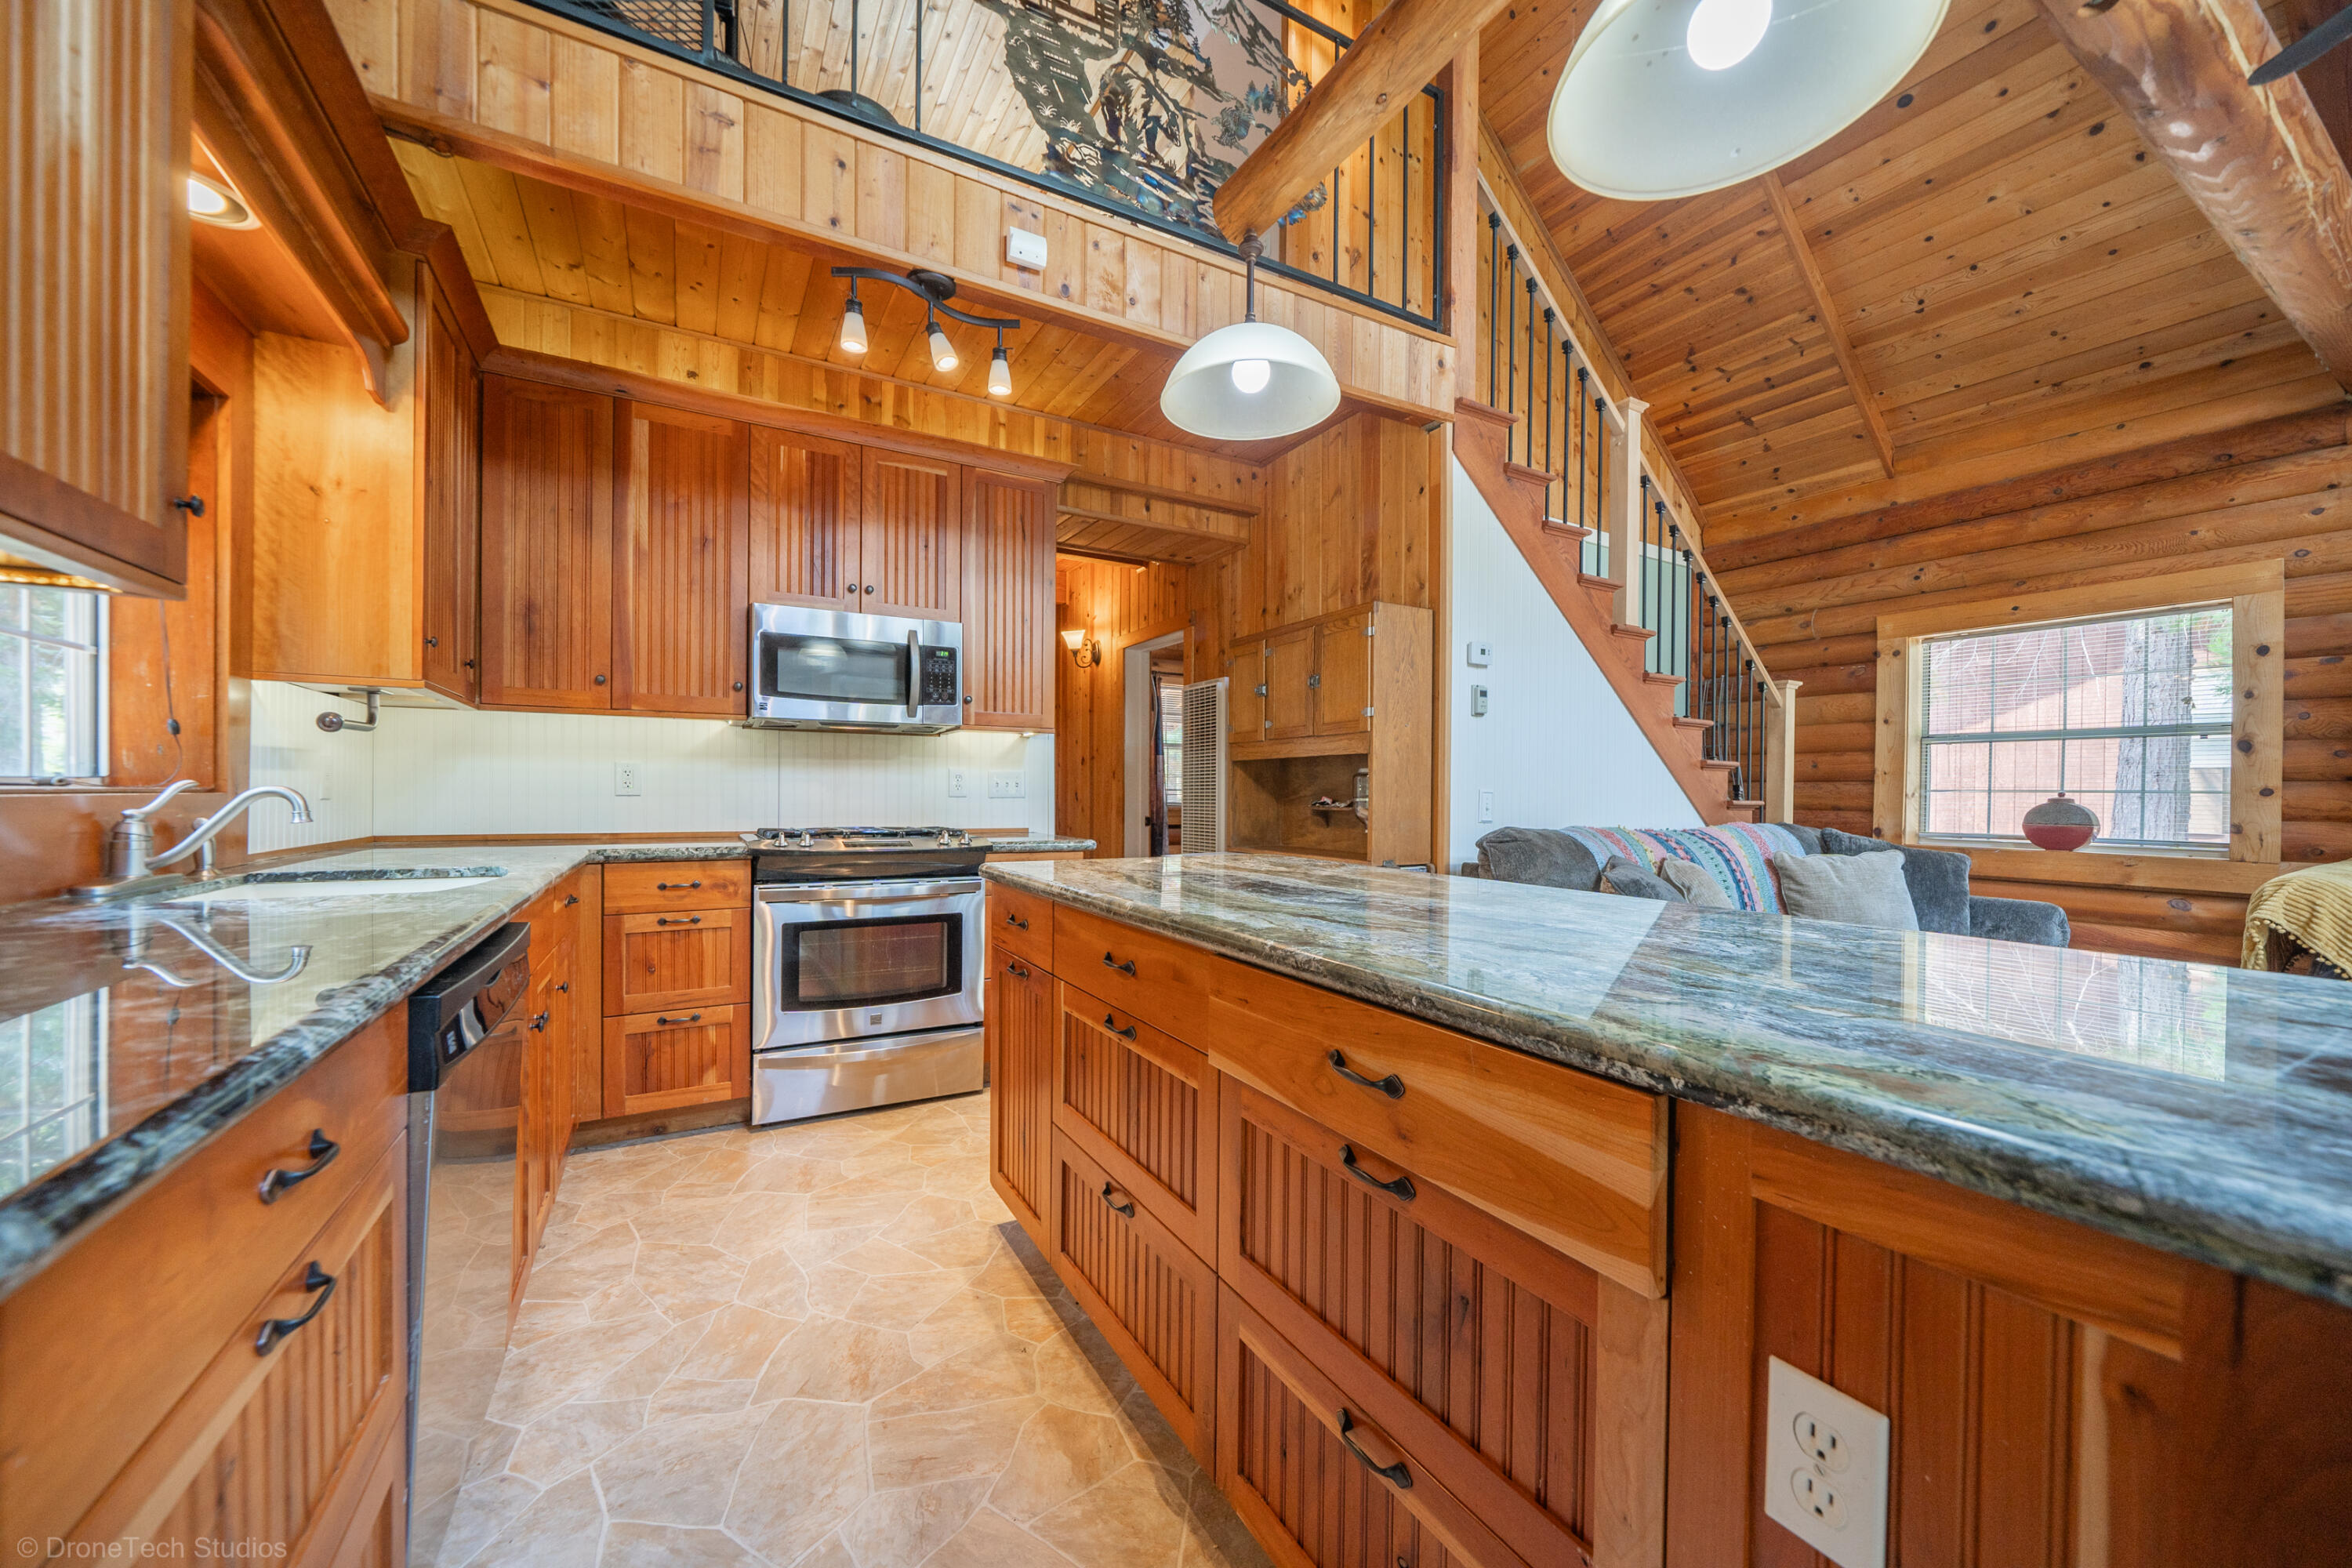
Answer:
[{"left": 74, "top": 782, "right": 314, "bottom": 899}]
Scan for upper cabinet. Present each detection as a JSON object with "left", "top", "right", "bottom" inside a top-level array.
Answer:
[
  {"left": 862, "top": 451, "right": 961, "bottom": 621},
  {"left": 0, "top": 0, "right": 192, "bottom": 593},
  {"left": 963, "top": 473, "right": 1057, "bottom": 731},
  {"left": 614, "top": 401, "right": 749, "bottom": 717},
  {"left": 748, "top": 429, "right": 861, "bottom": 612},
  {"left": 480, "top": 376, "right": 615, "bottom": 710},
  {"left": 419, "top": 283, "right": 481, "bottom": 702}
]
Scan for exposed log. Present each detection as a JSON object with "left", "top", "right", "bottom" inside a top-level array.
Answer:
[
  {"left": 1761, "top": 172, "right": 1896, "bottom": 480},
  {"left": 2035, "top": 0, "right": 2352, "bottom": 390},
  {"left": 1214, "top": 0, "right": 1512, "bottom": 244}
]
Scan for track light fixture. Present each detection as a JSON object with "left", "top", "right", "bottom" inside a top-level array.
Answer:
[{"left": 830, "top": 267, "right": 1019, "bottom": 389}]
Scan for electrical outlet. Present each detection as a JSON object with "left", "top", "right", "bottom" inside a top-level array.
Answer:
[
  {"left": 948, "top": 768, "right": 969, "bottom": 799},
  {"left": 986, "top": 770, "right": 1026, "bottom": 800},
  {"left": 1763, "top": 1359, "right": 1888, "bottom": 1568},
  {"left": 1466, "top": 641, "right": 1493, "bottom": 667},
  {"left": 1478, "top": 789, "right": 1495, "bottom": 823},
  {"left": 615, "top": 762, "right": 642, "bottom": 797}
]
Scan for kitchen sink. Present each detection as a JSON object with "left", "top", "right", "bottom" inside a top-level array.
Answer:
[{"left": 162, "top": 871, "right": 506, "bottom": 904}]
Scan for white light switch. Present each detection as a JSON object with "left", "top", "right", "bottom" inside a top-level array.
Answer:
[
  {"left": 1005, "top": 227, "right": 1048, "bottom": 269},
  {"left": 986, "top": 770, "right": 1026, "bottom": 800},
  {"left": 1763, "top": 1358, "right": 1889, "bottom": 1568},
  {"left": 1478, "top": 789, "right": 1495, "bottom": 823},
  {"left": 615, "top": 762, "right": 642, "bottom": 797}
]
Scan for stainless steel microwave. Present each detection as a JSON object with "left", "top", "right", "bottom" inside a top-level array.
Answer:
[{"left": 745, "top": 604, "right": 964, "bottom": 733}]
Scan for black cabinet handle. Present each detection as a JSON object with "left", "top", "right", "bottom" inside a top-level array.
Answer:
[
  {"left": 1340, "top": 1144, "right": 1416, "bottom": 1202},
  {"left": 1004, "top": 912, "right": 1029, "bottom": 930},
  {"left": 557, "top": 982, "right": 570, "bottom": 993},
  {"left": 734, "top": 681, "right": 745, "bottom": 691},
  {"left": 1006, "top": 960, "right": 1031, "bottom": 980},
  {"left": 253, "top": 1263, "right": 337, "bottom": 1356},
  {"left": 563, "top": 894, "right": 579, "bottom": 906},
  {"left": 463, "top": 658, "right": 477, "bottom": 670},
  {"left": 1337, "top": 1408, "right": 1412, "bottom": 1489},
  {"left": 1104, "top": 1014, "right": 1137, "bottom": 1041},
  {"left": 1327, "top": 1049, "right": 1404, "bottom": 1099},
  {"left": 1102, "top": 952, "right": 1136, "bottom": 975},
  {"left": 656, "top": 1012, "right": 704, "bottom": 1026},
  {"left": 1100, "top": 1182, "right": 1135, "bottom": 1218},
  {"left": 594, "top": 673, "right": 607, "bottom": 684},
  {"left": 257, "top": 1129, "right": 340, "bottom": 1205},
  {"left": 862, "top": 584, "right": 874, "bottom": 594},
  {"left": 656, "top": 880, "right": 703, "bottom": 891},
  {"left": 656, "top": 915, "right": 703, "bottom": 926},
  {"left": 424, "top": 635, "right": 438, "bottom": 648},
  {"left": 530, "top": 1011, "right": 550, "bottom": 1033}
]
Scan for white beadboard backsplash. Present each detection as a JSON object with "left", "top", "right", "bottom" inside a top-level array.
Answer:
[{"left": 248, "top": 681, "right": 1054, "bottom": 852}]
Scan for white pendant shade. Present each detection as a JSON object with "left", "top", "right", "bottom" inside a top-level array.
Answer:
[
  {"left": 1160, "top": 319, "right": 1340, "bottom": 441},
  {"left": 1548, "top": 0, "right": 1948, "bottom": 201}
]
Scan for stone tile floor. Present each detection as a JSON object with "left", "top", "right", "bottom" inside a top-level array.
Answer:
[{"left": 413, "top": 1091, "right": 1271, "bottom": 1568}]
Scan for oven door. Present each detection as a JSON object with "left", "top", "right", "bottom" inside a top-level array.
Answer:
[
  {"left": 749, "top": 605, "right": 963, "bottom": 731},
  {"left": 754, "top": 877, "right": 985, "bottom": 1050}
]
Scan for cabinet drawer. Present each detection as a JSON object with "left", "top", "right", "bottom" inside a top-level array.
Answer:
[
  {"left": 1221, "top": 1079, "right": 1602, "bottom": 1568},
  {"left": 602, "top": 859, "right": 750, "bottom": 913},
  {"left": 1055, "top": 986, "right": 1215, "bottom": 1261},
  {"left": 988, "top": 880, "right": 1054, "bottom": 969},
  {"left": 606, "top": 1005, "right": 750, "bottom": 1116},
  {"left": 0, "top": 1012, "right": 407, "bottom": 1547},
  {"left": 604, "top": 908, "right": 750, "bottom": 1014},
  {"left": 1047, "top": 1127, "right": 1216, "bottom": 1466},
  {"left": 1218, "top": 1285, "right": 1527, "bottom": 1568},
  {"left": 1058, "top": 904, "right": 1669, "bottom": 1298}
]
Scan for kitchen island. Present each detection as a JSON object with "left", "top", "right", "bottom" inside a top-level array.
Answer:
[{"left": 982, "top": 852, "right": 2352, "bottom": 1568}]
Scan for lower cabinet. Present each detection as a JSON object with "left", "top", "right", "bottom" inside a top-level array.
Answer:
[
  {"left": 595, "top": 862, "right": 752, "bottom": 1120},
  {"left": 986, "top": 942, "right": 1056, "bottom": 1242},
  {"left": 604, "top": 1006, "right": 751, "bottom": 1115}
]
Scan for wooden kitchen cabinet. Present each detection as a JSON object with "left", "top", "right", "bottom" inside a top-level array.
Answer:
[
  {"left": 1225, "top": 639, "right": 1267, "bottom": 742},
  {"left": 987, "top": 938, "right": 1057, "bottom": 1248},
  {"left": 1058, "top": 987, "right": 1216, "bottom": 1261},
  {"left": 605, "top": 1007, "right": 751, "bottom": 1116},
  {"left": 860, "top": 448, "right": 960, "bottom": 619},
  {"left": 615, "top": 400, "right": 750, "bottom": 716},
  {"left": 1311, "top": 609, "right": 1373, "bottom": 736},
  {"left": 962, "top": 470, "right": 1057, "bottom": 730},
  {"left": 597, "top": 862, "right": 753, "bottom": 1120},
  {"left": 0, "top": 0, "right": 192, "bottom": 594},
  {"left": 604, "top": 908, "right": 751, "bottom": 1014},
  {"left": 747, "top": 426, "right": 862, "bottom": 610},
  {"left": 419, "top": 279, "right": 481, "bottom": 702},
  {"left": 480, "top": 375, "right": 615, "bottom": 709},
  {"left": 1258, "top": 626, "right": 1315, "bottom": 740}
]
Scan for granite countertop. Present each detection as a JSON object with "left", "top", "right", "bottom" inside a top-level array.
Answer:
[
  {"left": 986, "top": 854, "right": 2352, "bottom": 1308},
  {"left": 0, "top": 831, "right": 1089, "bottom": 1298}
]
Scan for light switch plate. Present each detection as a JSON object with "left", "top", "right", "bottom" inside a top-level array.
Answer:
[
  {"left": 1763, "top": 1358, "right": 1888, "bottom": 1568},
  {"left": 986, "top": 770, "right": 1026, "bottom": 800},
  {"left": 948, "top": 768, "right": 969, "bottom": 799},
  {"left": 615, "top": 762, "right": 642, "bottom": 797},
  {"left": 1478, "top": 789, "right": 1495, "bottom": 823},
  {"left": 1005, "top": 227, "right": 1048, "bottom": 269}
]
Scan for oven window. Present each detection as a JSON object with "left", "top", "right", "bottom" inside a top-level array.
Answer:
[
  {"left": 786, "top": 915, "right": 959, "bottom": 1007},
  {"left": 766, "top": 634, "right": 908, "bottom": 705}
]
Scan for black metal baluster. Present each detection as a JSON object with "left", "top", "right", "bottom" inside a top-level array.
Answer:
[
  {"left": 1542, "top": 310, "right": 1556, "bottom": 518},
  {"left": 701, "top": 0, "right": 715, "bottom": 64},
  {"left": 1525, "top": 277, "right": 1538, "bottom": 477},
  {"left": 1504, "top": 245, "right": 1519, "bottom": 463},
  {"left": 1367, "top": 125, "right": 1377, "bottom": 307},
  {"left": 913, "top": 0, "right": 922, "bottom": 135},
  {"left": 1575, "top": 365, "right": 1590, "bottom": 539},
  {"left": 1637, "top": 476, "right": 1652, "bottom": 659},
  {"left": 1670, "top": 523, "right": 1690, "bottom": 715},
  {"left": 1332, "top": 162, "right": 1343, "bottom": 286},
  {"left": 1486, "top": 213, "right": 1500, "bottom": 407},
  {"left": 850, "top": 0, "right": 860, "bottom": 107},
  {"left": 1399, "top": 100, "right": 1410, "bottom": 314}
]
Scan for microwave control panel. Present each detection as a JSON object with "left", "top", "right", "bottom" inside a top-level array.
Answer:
[{"left": 919, "top": 646, "right": 960, "bottom": 705}]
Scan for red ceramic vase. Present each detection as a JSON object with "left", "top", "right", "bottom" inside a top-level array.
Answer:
[{"left": 2021, "top": 793, "right": 2099, "bottom": 851}]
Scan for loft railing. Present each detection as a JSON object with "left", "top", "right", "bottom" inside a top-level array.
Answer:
[
  {"left": 524, "top": 0, "right": 1446, "bottom": 331},
  {"left": 1475, "top": 183, "right": 1795, "bottom": 815}
]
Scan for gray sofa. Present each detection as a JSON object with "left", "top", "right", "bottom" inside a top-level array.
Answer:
[{"left": 1475, "top": 825, "right": 2071, "bottom": 948}]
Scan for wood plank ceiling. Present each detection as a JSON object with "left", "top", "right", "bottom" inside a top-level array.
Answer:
[{"left": 1480, "top": 0, "right": 2347, "bottom": 549}]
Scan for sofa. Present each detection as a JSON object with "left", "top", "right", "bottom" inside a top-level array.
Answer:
[{"left": 1475, "top": 823, "right": 2071, "bottom": 948}]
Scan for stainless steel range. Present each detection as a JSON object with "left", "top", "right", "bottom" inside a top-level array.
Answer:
[{"left": 746, "top": 826, "right": 989, "bottom": 1124}]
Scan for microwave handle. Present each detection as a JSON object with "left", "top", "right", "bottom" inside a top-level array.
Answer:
[{"left": 906, "top": 630, "right": 921, "bottom": 720}]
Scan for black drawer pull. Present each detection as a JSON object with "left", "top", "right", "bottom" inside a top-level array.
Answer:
[
  {"left": 657, "top": 879, "right": 703, "bottom": 891},
  {"left": 557, "top": 982, "right": 570, "bottom": 993},
  {"left": 1327, "top": 1050, "right": 1404, "bottom": 1099},
  {"left": 1100, "top": 1182, "right": 1136, "bottom": 1218},
  {"left": 1004, "top": 912, "right": 1029, "bottom": 929},
  {"left": 253, "top": 1263, "right": 337, "bottom": 1356},
  {"left": 1102, "top": 952, "right": 1136, "bottom": 975},
  {"left": 1006, "top": 960, "right": 1031, "bottom": 980},
  {"left": 1340, "top": 1144, "right": 1416, "bottom": 1202},
  {"left": 656, "top": 1012, "right": 704, "bottom": 1026},
  {"left": 656, "top": 915, "right": 703, "bottom": 926},
  {"left": 1337, "top": 1408, "right": 1412, "bottom": 1490},
  {"left": 1104, "top": 1014, "right": 1137, "bottom": 1041},
  {"left": 530, "top": 1011, "right": 550, "bottom": 1033},
  {"left": 563, "top": 894, "right": 579, "bottom": 907},
  {"left": 257, "top": 1129, "right": 340, "bottom": 1205}
]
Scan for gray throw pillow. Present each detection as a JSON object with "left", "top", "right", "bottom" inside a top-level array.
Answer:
[
  {"left": 1772, "top": 850, "right": 1920, "bottom": 931},
  {"left": 1476, "top": 827, "right": 1607, "bottom": 891},
  {"left": 1819, "top": 827, "right": 1969, "bottom": 935},
  {"left": 1657, "top": 858, "right": 1734, "bottom": 908},
  {"left": 1597, "top": 855, "right": 1685, "bottom": 902}
]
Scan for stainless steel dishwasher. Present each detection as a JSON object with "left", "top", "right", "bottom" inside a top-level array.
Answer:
[{"left": 404, "top": 922, "right": 529, "bottom": 1566}]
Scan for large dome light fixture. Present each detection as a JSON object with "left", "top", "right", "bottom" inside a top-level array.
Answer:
[
  {"left": 1160, "top": 235, "right": 1340, "bottom": 441},
  {"left": 1548, "top": 0, "right": 1949, "bottom": 201}
]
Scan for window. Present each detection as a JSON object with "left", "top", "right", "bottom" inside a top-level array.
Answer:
[
  {"left": 1917, "top": 605, "right": 2234, "bottom": 850},
  {"left": 0, "top": 993, "right": 107, "bottom": 1196},
  {"left": 0, "top": 583, "right": 106, "bottom": 782}
]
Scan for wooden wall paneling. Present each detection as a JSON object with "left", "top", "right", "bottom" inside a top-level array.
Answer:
[
  {"left": 859, "top": 446, "right": 960, "bottom": 619},
  {"left": 612, "top": 398, "right": 750, "bottom": 715},
  {"left": 984, "top": 946, "right": 1056, "bottom": 1250},
  {"left": 0, "top": 0, "right": 192, "bottom": 593},
  {"left": 478, "top": 373, "right": 615, "bottom": 706},
  {"left": 963, "top": 470, "right": 1058, "bottom": 730},
  {"left": 746, "top": 425, "right": 860, "bottom": 609}
]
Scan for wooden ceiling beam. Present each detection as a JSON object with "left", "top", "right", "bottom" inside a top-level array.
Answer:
[
  {"left": 1215, "top": 0, "right": 1514, "bottom": 243},
  {"left": 2034, "top": 0, "right": 2352, "bottom": 391}
]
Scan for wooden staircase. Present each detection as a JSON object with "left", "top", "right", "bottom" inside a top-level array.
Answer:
[{"left": 1453, "top": 397, "right": 1763, "bottom": 826}]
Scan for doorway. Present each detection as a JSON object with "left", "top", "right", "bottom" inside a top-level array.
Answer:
[{"left": 1122, "top": 630, "right": 1186, "bottom": 856}]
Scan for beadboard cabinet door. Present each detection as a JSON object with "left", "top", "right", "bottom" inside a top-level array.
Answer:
[
  {"left": 614, "top": 401, "right": 749, "bottom": 716},
  {"left": 748, "top": 426, "right": 862, "bottom": 611},
  {"left": 988, "top": 949, "right": 1058, "bottom": 1250},
  {"left": 480, "top": 376, "right": 614, "bottom": 709},
  {"left": 860, "top": 448, "right": 960, "bottom": 620},
  {"left": 962, "top": 470, "right": 1057, "bottom": 730},
  {"left": 419, "top": 282, "right": 481, "bottom": 702}
]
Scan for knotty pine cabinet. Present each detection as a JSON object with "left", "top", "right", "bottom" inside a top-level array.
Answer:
[
  {"left": 480, "top": 375, "right": 615, "bottom": 709},
  {"left": 861, "top": 448, "right": 961, "bottom": 619},
  {"left": 615, "top": 401, "right": 749, "bottom": 716},
  {"left": 962, "top": 470, "right": 1058, "bottom": 730},
  {"left": 748, "top": 426, "right": 862, "bottom": 611}
]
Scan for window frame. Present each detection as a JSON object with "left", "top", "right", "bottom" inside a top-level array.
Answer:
[
  {"left": 1872, "top": 562, "right": 2284, "bottom": 866},
  {"left": 0, "top": 581, "right": 111, "bottom": 786}
]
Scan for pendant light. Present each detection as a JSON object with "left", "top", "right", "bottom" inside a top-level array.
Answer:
[
  {"left": 988, "top": 332, "right": 1013, "bottom": 397},
  {"left": 1160, "top": 234, "right": 1340, "bottom": 441},
  {"left": 832, "top": 266, "right": 1017, "bottom": 386},
  {"left": 926, "top": 309, "right": 958, "bottom": 372},
  {"left": 1548, "top": 0, "right": 1949, "bottom": 201},
  {"left": 839, "top": 284, "right": 869, "bottom": 355}
]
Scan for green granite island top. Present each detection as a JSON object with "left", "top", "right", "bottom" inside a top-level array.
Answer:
[{"left": 985, "top": 852, "right": 2352, "bottom": 1309}]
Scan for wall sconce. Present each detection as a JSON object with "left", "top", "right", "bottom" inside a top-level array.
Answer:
[
  {"left": 832, "top": 266, "right": 1019, "bottom": 396},
  {"left": 1062, "top": 628, "right": 1099, "bottom": 668}
]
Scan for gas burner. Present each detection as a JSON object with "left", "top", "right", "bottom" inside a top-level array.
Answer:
[{"left": 742, "top": 826, "right": 976, "bottom": 851}]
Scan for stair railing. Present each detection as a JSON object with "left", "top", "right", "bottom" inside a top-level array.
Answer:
[{"left": 1475, "top": 183, "right": 1800, "bottom": 818}]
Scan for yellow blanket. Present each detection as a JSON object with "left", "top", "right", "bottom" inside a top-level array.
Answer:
[{"left": 2241, "top": 859, "right": 2352, "bottom": 973}]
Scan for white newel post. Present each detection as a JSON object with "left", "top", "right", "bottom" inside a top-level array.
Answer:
[
  {"left": 1764, "top": 677, "right": 1804, "bottom": 822},
  {"left": 1609, "top": 397, "right": 1648, "bottom": 625}
]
